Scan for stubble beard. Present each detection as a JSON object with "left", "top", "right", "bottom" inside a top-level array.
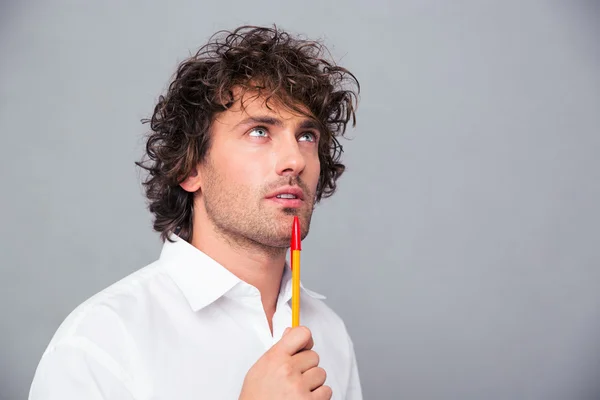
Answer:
[{"left": 201, "top": 166, "right": 315, "bottom": 255}]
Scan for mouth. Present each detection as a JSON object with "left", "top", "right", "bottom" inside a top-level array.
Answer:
[
  {"left": 266, "top": 197, "right": 304, "bottom": 208},
  {"left": 265, "top": 186, "right": 306, "bottom": 208}
]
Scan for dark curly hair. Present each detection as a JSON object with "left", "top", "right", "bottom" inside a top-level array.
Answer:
[{"left": 136, "top": 25, "right": 360, "bottom": 243}]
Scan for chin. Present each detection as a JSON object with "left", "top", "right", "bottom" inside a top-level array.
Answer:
[
  {"left": 260, "top": 209, "right": 311, "bottom": 245},
  {"left": 251, "top": 234, "right": 290, "bottom": 249},
  {"left": 281, "top": 208, "right": 300, "bottom": 216}
]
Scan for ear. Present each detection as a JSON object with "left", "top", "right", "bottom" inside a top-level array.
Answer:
[{"left": 179, "top": 165, "right": 203, "bottom": 193}]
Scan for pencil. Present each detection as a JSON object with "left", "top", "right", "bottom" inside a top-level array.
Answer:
[{"left": 291, "top": 216, "right": 301, "bottom": 327}]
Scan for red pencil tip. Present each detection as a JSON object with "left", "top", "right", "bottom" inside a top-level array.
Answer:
[{"left": 291, "top": 216, "right": 301, "bottom": 251}]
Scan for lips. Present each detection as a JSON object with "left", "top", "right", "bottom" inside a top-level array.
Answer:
[
  {"left": 265, "top": 186, "right": 305, "bottom": 201},
  {"left": 265, "top": 186, "right": 305, "bottom": 208}
]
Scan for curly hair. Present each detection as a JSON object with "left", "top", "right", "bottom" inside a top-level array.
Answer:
[{"left": 136, "top": 25, "right": 360, "bottom": 243}]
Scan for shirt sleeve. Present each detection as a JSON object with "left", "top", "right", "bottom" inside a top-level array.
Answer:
[
  {"left": 345, "top": 335, "right": 363, "bottom": 400},
  {"left": 29, "top": 337, "right": 136, "bottom": 400}
]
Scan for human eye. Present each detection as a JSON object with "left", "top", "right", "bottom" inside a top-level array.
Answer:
[
  {"left": 248, "top": 126, "right": 269, "bottom": 138},
  {"left": 298, "top": 131, "right": 318, "bottom": 143}
]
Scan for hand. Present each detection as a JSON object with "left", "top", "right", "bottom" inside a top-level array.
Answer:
[{"left": 239, "top": 326, "right": 332, "bottom": 400}]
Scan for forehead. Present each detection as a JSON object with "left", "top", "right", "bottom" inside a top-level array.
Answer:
[{"left": 217, "top": 87, "right": 315, "bottom": 124}]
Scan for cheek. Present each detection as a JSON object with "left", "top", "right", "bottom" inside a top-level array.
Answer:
[
  {"left": 306, "top": 154, "right": 321, "bottom": 187},
  {"left": 216, "top": 153, "right": 267, "bottom": 190}
]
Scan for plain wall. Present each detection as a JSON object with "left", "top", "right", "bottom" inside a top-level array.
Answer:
[{"left": 1, "top": 1, "right": 599, "bottom": 399}]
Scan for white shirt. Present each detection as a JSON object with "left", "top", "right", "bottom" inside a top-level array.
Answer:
[{"left": 29, "top": 234, "right": 363, "bottom": 399}]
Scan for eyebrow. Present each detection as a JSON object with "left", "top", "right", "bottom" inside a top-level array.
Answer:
[{"left": 235, "top": 116, "right": 321, "bottom": 132}]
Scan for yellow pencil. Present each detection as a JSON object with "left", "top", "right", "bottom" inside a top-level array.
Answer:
[{"left": 291, "top": 216, "right": 301, "bottom": 327}]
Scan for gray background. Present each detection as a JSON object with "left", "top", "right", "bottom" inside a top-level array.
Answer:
[{"left": 1, "top": 1, "right": 599, "bottom": 399}]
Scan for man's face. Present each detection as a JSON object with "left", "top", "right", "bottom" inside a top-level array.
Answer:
[{"left": 195, "top": 91, "right": 321, "bottom": 249}]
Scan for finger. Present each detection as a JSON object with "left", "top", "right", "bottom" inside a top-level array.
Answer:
[
  {"left": 282, "top": 326, "right": 311, "bottom": 351},
  {"left": 303, "top": 330, "right": 314, "bottom": 351},
  {"left": 275, "top": 326, "right": 313, "bottom": 355},
  {"left": 291, "top": 349, "right": 319, "bottom": 372},
  {"left": 302, "top": 366, "right": 327, "bottom": 391},
  {"left": 291, "top": 327, "right": 314, "bottom": 351},
  {"left": 311, "top": 384, "right": 332, "bottom": 400}
]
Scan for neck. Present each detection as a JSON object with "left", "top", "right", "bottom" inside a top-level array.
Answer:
[{"left": 189, "top": 210, "right": 287, "bottom": 326}]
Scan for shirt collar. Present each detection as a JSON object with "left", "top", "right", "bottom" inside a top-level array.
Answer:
[
  {"left": 161, "top": 233, "right": 326, "bottom": 312},
  {"left": 278, "top": 260, "right": 326, "bottom": 304}
]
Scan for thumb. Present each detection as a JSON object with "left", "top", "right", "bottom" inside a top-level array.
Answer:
[
  {"left": 275, "top": 326, "right": 313, "bottom": 356},
  {"left": 283, "top": 327, "right": 291, "bottom": 336}
]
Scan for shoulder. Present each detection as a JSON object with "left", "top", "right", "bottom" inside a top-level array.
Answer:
[
  {"left": 30, "top": 260, "right": 175, "bottom": 399},
  {"left": 42, "top": 259, "right": 172, "bottom": 355}
]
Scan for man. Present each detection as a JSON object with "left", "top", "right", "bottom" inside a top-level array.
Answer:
[{"left": 29, "top": 25, "right": 361, "bottom": 399}]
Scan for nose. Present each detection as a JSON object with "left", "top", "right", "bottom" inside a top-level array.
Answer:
[{"left": 274, "top": 134, "right": 306, "bottom": 177}]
